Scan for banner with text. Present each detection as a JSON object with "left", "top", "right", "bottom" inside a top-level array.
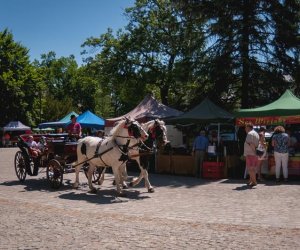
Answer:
[{"left": 236, "top": 115, "right": 300, "bottom": 126}]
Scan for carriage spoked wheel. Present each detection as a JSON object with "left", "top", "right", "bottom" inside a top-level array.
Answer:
[
  {"left": 14, "top": 151, "right": 27, "bottom": 182},
  {"left": 46, "top": 159, "right": 63, "bottom": 189},
  {"left": 83, "top": 163, "right": 102, "bottom": 184}
]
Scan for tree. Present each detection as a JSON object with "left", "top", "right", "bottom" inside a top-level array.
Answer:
[
  {"left": 0, "top": 29, "right": 41, "bottom": 126},
  {"left": 82, "top": 0, "right": 206, "bottom": 114},
  {"left": 272, "top": 0, "right": 300, "bottom": 95},
  {"left": 177, "top": 0, "right": 300, "bottom": 108},
  {"left": 34, "top": 52, "right": 82, "bottom": 120}
]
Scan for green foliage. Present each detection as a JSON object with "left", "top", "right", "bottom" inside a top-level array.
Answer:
[
  {"left": 82, "top": 0, "right": 206, "bottom": 114},
  {"left": 177, "top": 0, "right": 300, "bottom": 108},
  {"left": 1, "top": 0, "right": 299, "bottom": 126},
  {"left": 0, "top": 29, "right": 42, "bottom": 126}
]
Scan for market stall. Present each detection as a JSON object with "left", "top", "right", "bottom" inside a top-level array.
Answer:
[
  {"left": 106, "top": 94, "right": 183, "bottom": 173},
  {"left": 163, "top": 97, "right": 236, "bottom": 178},
  {"left": 105, "top": 93, "right": 183, "bottom": 127},
  {"left": 236, "top": 89, "right": 300, "bottom": 178},
  {"left": 1, "top": 121, "right": 31, "bottom": 146},
  {"left": 69, "top": 110, "right": 105, "bottom": 130}
]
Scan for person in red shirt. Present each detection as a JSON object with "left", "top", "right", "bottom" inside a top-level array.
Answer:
[
  {"left": 66, "top": 115, "right": 82, "bottom": 141},
  {"left": 4, "top": 132, "right": 10, "bottom": 146}
]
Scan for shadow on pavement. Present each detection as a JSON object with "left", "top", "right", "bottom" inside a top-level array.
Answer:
[
  {"left": 0, "top": 178, "right": 74, "bottom": 193},
  {"left": 219, "top": 178, "right": 300, "bottom": 186},
  {"left": 136, "top": 173, "right": 216, "bottom": 189},
  {"left": 58, "top": 189, "right": 151, "bottom": 205}
]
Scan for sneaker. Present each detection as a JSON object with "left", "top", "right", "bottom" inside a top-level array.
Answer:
[
  {"left": 276, "top": 179, "right": 280, "bottom": 184},
  {"left": 284, "top": 178, "right": 288, "bottom": 182}
]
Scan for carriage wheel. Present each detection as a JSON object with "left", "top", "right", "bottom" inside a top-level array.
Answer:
[
  {"left": 46, "top": 159, "right": 63, "bottom": 189},
  {"left": 14, "top": 151, "right": 27, "bottom": 182},
  {"left": 83, "top": 164, "right": 103, "bottom": 184}
]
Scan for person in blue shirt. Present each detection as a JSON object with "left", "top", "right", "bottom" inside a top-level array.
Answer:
[
  {"left": 272, "top": 126, "right": 290, "bottom": 183},
  {"left": 192, "top": 130, "right": 209, "bottom": 178}
]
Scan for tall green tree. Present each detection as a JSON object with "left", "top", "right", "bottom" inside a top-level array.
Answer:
[
  {"left": 272, "top": 0, "right": 300, "bottom": 95},
  {"left": 178, "top": 0, "right": 300, "bottom": 108},
  {"left": 34, "top": 53, "right": 77, "bottom": 121},
  {"left": 82, "top": 0, "right": 206, "bottom": 115},
  {"left": 0, "top": 29, "right": 41, "bottom": 126}
]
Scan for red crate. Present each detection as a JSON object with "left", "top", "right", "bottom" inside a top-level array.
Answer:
[{"left": 203, "top": 161, "right": 224, "bottom": 179}]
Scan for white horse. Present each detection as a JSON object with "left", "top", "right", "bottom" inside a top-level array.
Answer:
[
  {"left": 128, "top": 119, "right": 169, "bottom": 192},
  {"left": 97, "top": 119, "right": 169, "bottom": 193},
  {"left": 73, "top": 118, "right": 148, "bottom": 196}
]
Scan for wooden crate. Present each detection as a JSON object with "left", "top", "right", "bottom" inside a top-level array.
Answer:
[
  {"left": 172, "top": 155, "right": 195, "bottom": 176},
  {"left": 156, "top": 154, "right": 172, "bottom": 174}
]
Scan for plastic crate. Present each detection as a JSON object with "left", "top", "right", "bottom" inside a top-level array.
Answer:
[{"left": 203, "top": 161, "right": 224, "bottom": 179}]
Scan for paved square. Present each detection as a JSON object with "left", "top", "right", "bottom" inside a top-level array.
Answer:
[{"left": 0, "top": 148, "right": 299, "bottom": 249}]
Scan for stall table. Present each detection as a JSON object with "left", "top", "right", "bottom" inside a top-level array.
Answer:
[
  {"left": 268, "top": 155, "right": 300, "bottom": 176},
  {"left": 156, "top": 153, "right": 238, "bottom": 178}
]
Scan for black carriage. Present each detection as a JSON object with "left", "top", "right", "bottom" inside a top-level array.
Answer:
[{"left": 14, "top": 134, "right": 102, "bottom": 189}]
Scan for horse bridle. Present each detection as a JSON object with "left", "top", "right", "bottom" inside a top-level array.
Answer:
[{"left": 150, "top": 121, "right": 167, "bottom": 145}]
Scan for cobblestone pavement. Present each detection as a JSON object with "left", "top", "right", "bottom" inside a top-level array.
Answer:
[{"left": 0, "top": 148, "right": 299, "bottom": 249}]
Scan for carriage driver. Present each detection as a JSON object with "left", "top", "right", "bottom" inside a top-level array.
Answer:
[{"left": 66, "top": 114, "right": 82, "bottom": 141}]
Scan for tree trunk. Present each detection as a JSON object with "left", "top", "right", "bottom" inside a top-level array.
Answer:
[
  {"left": 240, "top": 0, "right": 251, "bottom": 108},
  {"left": 160, "top": 85, "right": 169, "bottom": 105}
]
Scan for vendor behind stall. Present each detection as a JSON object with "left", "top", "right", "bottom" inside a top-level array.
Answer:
[
  {"left": 286, "top": 129, "right": 298, "bottom": 156},
  {"left": 192, "top": 129, "right": 209, "bottom": 178}
]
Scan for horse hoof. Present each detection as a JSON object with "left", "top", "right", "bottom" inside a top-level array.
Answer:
[
  {"left": 118, "top": 192, "right": 127, "bottom": 197},
  {"left": 123, "top": 185, "right": 128, "bottom": 189},
  {"left": 129, "top": 182, "right": 134, "bottom": 187},
  {"left": 148, "top": 188, "right": 155, "bottom": 193},
  {"left": 89, "top": 188, "right": 97, "bottom": 194},
  {"left": 112, "top": 180, "right": 116, "bottom": 185}
]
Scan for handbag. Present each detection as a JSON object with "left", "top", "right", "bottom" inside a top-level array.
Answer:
[
  {"left": 256, "top": 144, "right": 265, "bottom": 156},
  {"left": 256, "top": 148, "right": 264, "bottom": 156}
]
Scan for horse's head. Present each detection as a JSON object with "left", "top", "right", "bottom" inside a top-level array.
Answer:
[
  {"left": 125, "top": 118, "right": 148, "bottom": 140},
  {"left": 145, "top": 119, "right": 169, "bottom": 148}
]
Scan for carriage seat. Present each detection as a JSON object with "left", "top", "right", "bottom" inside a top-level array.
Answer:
[{"left": 21, "top": 136, "right": 46, "bottom": 158}]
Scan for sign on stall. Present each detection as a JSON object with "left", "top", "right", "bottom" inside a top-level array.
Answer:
[{"left": 236, "top": 115, "right": 300, "bottom": 126}]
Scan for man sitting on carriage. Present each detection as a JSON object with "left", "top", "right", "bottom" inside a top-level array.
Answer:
[{"left": 66, "top": 114, "right": 82, "bottom": 141}]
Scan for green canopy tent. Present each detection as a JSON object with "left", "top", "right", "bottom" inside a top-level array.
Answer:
[
  {"left": 236, "top": 90, "right": 300, "bottom": 126},
  {"left": 166, "top": 97, "right": 235, "bottom": 145},
  {"left": 167, "top": 97, "right": 234, "bottom": 124}
]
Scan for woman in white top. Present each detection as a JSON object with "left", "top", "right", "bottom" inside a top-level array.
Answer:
[{"left": 257, "top": 132, "right": 268, "bottom": 181}]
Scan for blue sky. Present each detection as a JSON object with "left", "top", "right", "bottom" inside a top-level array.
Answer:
[{"left": 1, "top": 0, "right": 135, "bottom": 64}]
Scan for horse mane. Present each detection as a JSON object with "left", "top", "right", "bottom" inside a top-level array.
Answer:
[
  {"left": 143, "top": 119, "right": 166, "bottom": 131},
  {"left": 109, "top": 119, "right": 126, "bottom": 138}
]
